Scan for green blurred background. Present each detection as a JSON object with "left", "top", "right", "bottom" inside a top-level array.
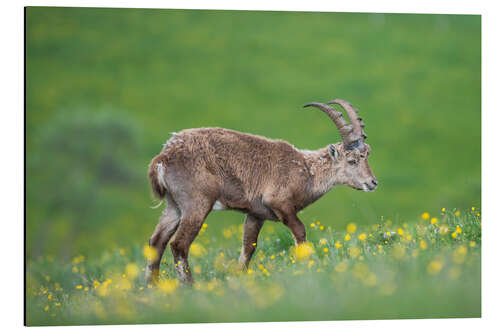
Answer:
[{"left": 26, "top": 7, "right": 480, "bottom": 260}]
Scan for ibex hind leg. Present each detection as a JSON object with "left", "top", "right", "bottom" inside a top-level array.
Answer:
[
  {"left": 145, "top": 193, "right": 181, "bottom": 285},
  {"left": 169, "top": 198, "right": 214, "bottom": 285}
]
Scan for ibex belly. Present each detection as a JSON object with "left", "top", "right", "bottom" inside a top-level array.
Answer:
[
  {"left": 211, "top": 196, "right": 279, "bottom": 221},
  {"left": 211, "top": 200, "right": 227, "bottom": 211}
]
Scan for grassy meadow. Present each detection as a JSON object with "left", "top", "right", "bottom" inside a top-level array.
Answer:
[
  {"left": 27, "top": 208, "right": 481, "bottom": 325},
  {"left": 26, "top": 7, "right": 481, "bottom": 325}
]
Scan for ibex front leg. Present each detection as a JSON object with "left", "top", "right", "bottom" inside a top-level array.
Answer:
[
  {"left": 282, "top": 211, "right": 307, "bottom": 245},
  {"left": 266, "top": 199, "right": 307, "bottom": 245},
  {"left": 238, "top": 214, "right": 264, "bottom": 270}
]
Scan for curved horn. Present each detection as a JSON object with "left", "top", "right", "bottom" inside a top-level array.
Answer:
[
  {"left": 327, "top": 99, "right": 367, "bottom": 141},
  {"left": 303, "top": 102, "right": 360, "bottom": 148}
]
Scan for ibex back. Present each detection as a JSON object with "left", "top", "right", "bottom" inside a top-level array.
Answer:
[{"left": 146, "top": 98, "right": 377, "bottom": 284}]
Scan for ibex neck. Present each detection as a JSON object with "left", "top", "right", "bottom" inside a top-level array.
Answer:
[{"left": 301, "top": 147, "right": 340, "bottom": 201}]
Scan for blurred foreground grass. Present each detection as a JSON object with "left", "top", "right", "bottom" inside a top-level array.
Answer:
[{"left": 26, "top": 207, "right": 481, "bottom": 325}]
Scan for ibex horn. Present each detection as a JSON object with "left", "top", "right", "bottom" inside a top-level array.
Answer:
[
  {"left": 303, "top": 102, "right": 361, "bottom": 149},
  {"left": 327, "top": 99, "right": 367, "bottom": 142}
]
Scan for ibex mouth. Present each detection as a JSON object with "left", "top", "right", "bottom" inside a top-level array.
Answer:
[{"left": 362, "top": 183, "right": 377, "bottom": 192}]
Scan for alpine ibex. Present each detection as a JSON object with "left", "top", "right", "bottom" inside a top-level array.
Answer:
[{"left": 145, "top": 99, "right": 377, "bottom": 284}]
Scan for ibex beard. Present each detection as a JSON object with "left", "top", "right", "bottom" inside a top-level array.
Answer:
[{"left": 145, "top": 99, "right": 377, "bottom": 285}]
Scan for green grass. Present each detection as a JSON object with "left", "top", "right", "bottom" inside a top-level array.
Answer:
[
  {"left": 25, "top": 8, "right": 481, "bottom": 259},
  {"left": 25, "top": 8, "right": 481, "bottom": 324},
  {"left": 26, "top": 208, "right": 481, "bottom": 325}
]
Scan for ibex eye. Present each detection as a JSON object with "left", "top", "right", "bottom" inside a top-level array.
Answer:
[{"left": 348, "top": 160, "right": 357, "bottom": 165}]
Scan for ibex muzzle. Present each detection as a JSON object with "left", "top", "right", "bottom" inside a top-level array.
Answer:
[{"left": 146, "top": 98, "right": 377, "bottom": 285}]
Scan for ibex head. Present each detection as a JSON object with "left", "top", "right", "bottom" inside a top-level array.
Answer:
[{"left": 304, "top": 99, "right": 378, "bottom": 192}]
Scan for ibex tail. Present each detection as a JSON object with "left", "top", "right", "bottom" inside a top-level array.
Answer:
[{"left": 148, "top": 155, "right": 168, "bottom": 204}]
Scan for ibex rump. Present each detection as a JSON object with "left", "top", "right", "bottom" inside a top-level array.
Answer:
[{"left": 146, "top": 99, "right": 377, "bottom": 284}]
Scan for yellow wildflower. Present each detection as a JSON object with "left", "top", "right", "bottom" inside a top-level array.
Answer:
[
  {"left": 348, "top": 246, "right": 361, "bottom": 259},
  {"left": 345, "top": 234, "right": 351, "bottom": 241},
  {"left": 442, "top": 208, "right": 446, "bottom": 213},
  {"left": 358, "top": 233, "right": 367, "bottom": 240},
  {"left": 421, "top": 212, "right": 430, "bottom": 220},
  {"left": 76, "top": 285, "right": 83, "bottom": 290},
  {"left": 158, "top": 279, "right": 179, "bottom": 294},
  {"left": 125, "top": 263, "right": 139, "bottom": 279},
  {"left": 439, "top": 226, "right": 449, "bottom": 235},
  {"left": 471, "top": 206, "right": 475, "bottom": 211},
  {"left": 117, "top": 279, "right": 132, "bottom": 291},
  {"left": 143, "top": 245, "right": 158, "bottom": 262},
  {"left": 451, "top": 232, "right": 457, "bottom": 239},
  {"left": 427, "top": 260, "right": 443, "bottom": 275},
  {"left": 379, "top": 283, "right": 397, "bottom": 296},
  {"left": 294, "top": 242, "right": 315, "bottom": 261},
  {"left": 190, "top": 242, "right": 206, "bottom": 257},
  {"left": 335, "top": 241, "right": 342, "bottom": 248},
  {"left": 352, "top": 262, "right": 369, "bottom": 280},
  {"left": 335, "top": 261, "right": 348, "bottom": 273},
  {"left": 420, "top": 240, "right": 428, "bottom": 250},
  {"left": 363, "top": 272, "right": 378, "bottom": 286},
  {"left": 430, "top": 217, "right": 438, "bottom": 225},
  {"left": 323, "top": 247, "right": 329, "bottom": 253},
  {"left": 456, "top": 225, "right": 462, "bottom": 234},
  {"left": 347, "top": 223, "right": 357, "bottom": 234},
  {"left": 452, "top": 246, "right": 468, "bottom": 264},
  {"left": 223, "top": 229, "right": 232, "bottom": 239},
  {"left": 248, "top": 269, "right": 253, "bottom": 275},
  {"left": 397, "top": 228, "right": 403, "bottom": 235},
  {"left": 319, "top": 238, "right": 327, "bottom": 245},
  {"left": 455, "top": 211, "right": 461, "bottom": 216},
  {"left": 469, "top": 241, "right": 476, "bottom": 248}
]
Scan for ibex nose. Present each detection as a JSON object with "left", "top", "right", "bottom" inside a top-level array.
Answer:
[{"left": 372, "top": 180, "right": 378, "bottom": 186}]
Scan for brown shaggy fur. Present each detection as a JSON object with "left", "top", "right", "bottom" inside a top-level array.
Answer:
[{"left": 145, "top": 127, "right": 377, "bottom": 284}]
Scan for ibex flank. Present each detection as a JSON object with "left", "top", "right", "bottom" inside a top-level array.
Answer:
[{"left": 146, "top": 98, "right": 378, "bottom": 284}]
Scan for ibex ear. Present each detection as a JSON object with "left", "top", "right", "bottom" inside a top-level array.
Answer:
[{"left": 328, "top": 144, "right": 339, "bottom": 161}]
